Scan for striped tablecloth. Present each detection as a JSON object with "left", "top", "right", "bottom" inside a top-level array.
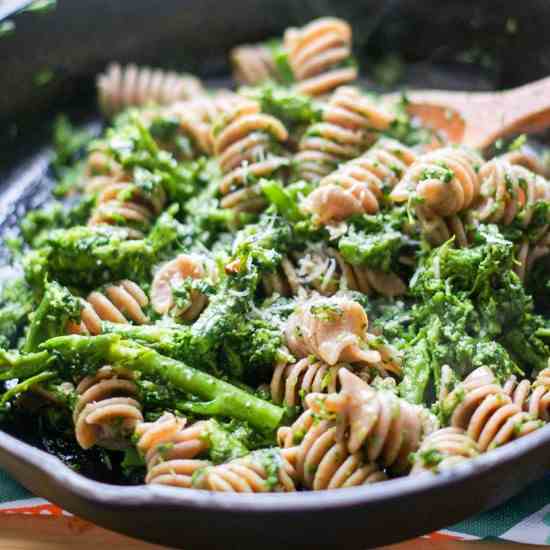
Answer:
[{"left": 1, "top": 469, "right": 549, "bottom": 545}]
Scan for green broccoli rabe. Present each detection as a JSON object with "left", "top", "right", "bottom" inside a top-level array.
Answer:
[
  {"left": 222, "top": 314, "right": 284, "bottom": 382},
  {"left": 0, "top": 349, "right": 55, "bottom": 382},
  {"left": 201, "top": 419, "right": 251, "bottom": 464},
  {"left": 41, "top": 334, "right": 285, "bottom": 431},
  {"left": 20, "top": 196, "right": 95, "bottom": 247},
  {"left": 241, "top": 83, "right": 321, "bottom": 129},
  {"left": 50, "top": 116, "right": 97, "bottom": 197},
  {"left": 184, "top": 170, "right": 255, "bottom": 243},
  {"left": 261, "top": 179, "right": 314, "bottom": 224},
  {"left": 339, "top": 208, "right": 418, "bottom": 272},
  {"left": 339, "top": 227, "right": 404, "bottom": 272},
  {"left": 399, "top": 236, "right": 524, "bottom": 405},
  {"left": 91, "top": 112, "right": 208, "bottom": 208},
  {"left": 102, "top": 322, "right": 218, "bottom": 374},
  {"left": 51, "top": 116, "right": 95, "bottom": 177},
  {"left": 24, "top": 225, "right": 154, "bottom": 289},
  {"left": 410, "top": 225, "right": 515, "bottom": 300},
  {"left": 24, "top": 209, "right": 191, "bottom": 290},
  {"left": 231, "top": 213, "right": 292, "bottom": 273},
  {"left": 504, "top": 311, "right": 550, "bottom": 375},
  {"left": 265, "top": 40, "right": 294, "bottom": 84},
  {"left": 23, "top": 281, "right": 81, "bottom": 353},
  {"left": 399, "top": 336, "right": 433, "bottom": 405},
  {"left": 0, "top": 276, "right": 34, "bottom": 349}
]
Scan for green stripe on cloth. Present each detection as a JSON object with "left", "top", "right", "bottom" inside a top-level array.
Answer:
[
  {"left": 450, "top": 475, "right": 550, "bottom": 538},
  {"left": 0, "top": 469, "right": 31, "bottom": 502}
]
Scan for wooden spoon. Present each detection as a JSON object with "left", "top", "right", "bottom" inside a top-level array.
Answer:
[{"left": 394, "top": 76, "right": 550, "bottom": 149}]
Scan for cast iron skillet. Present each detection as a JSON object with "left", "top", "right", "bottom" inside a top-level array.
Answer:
[{"left": 1, "top": 1, "right": 550, "bottom": 548}]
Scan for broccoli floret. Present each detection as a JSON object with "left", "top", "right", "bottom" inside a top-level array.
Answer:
[
  {"left": 241, "top": 83, "right": 321, "bottom": 129},
  {"left": 20, "top": 196, "right": 95, "bottom": 247},
  {"left": 23, "top": 281, "right": 81, "bottom": 352},
  {"left": 0, "top": 276, "right": 34, "bottom": 349}
]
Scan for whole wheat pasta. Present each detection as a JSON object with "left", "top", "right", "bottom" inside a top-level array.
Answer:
[
  {"left": 84, "top": 149, "right": 127, "bottom": 195},
  {"left": 504, "top": 367, "right": 550, "bottom": 422},
  {"left": 213, "top": 99, "right": 289, "bottom": 212},
  {"left": 270, "top": 358, "right": 370, "bottom": 407},
  {"left": 391, "top": 147, "right": 483, "bottom": 246},
  {"left": 231, "top": 43, "right": 282, "bottom": 85},
  {"left": 166, "top": 90, "right": 253, "bottom": 157},
  {"left": 277, "top": 409, "right": 386, "bottom": 489},
  {"left": 295, "top": 87, "right": 395, "bottom": 182},
  {"left": 473, "top": 159, "right": 550, "bottom": 227},
  {"left": 73, "top": 366, "right": 143, "bottom": 450},
  {"left": 303, "top": 137, "right": 417, "bottom": 223},
  {"left": 306, "top": 369, "right": 435, "bottom": 473},
  {"left": 472, "top": 159, "right": 550, "bottom": 280},
  {"left": 500, "top": 147, "right": 548, "bottom": 177},
  {"left": 97, "top": 63, "right": 204, "bottom": 117},
  {"left": 67, "top": 280, "right": 149, "bottom": 336},
  {"left": 193, "top": 448, "right": 297, "bottom": 492},
  {"left": 135, "top": 413, "right": 211, "bottom": 487},
  {"left": 262, "top": 245, "right": 407, "bottom": 299},
  {"left": 410, "top": 427, "right": 480, "bottom": 474},
  {"left": 284, "top": 17, "right": 357, "bottom": 96},
  {"left": 442, "top": 366, "right": 544, "bottom": 451},
  {"left": 87, "top": 176, "right": 167, "bottom": 239},
  {"left": 284, "top": 294, "right": 391, "bottom": 370},
  {"left": 150, "top": 253, "right": 217, "bottom": 322}
]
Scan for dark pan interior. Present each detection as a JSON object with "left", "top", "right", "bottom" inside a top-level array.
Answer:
[{"left": 1, "top": 1, "right": 550, "bottom": 548}]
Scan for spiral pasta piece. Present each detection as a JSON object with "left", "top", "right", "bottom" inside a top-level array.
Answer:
[
  {"left": 500, "top": 147, "right": 548, "bottom": 178},
  {"left": 303, "top": 138, "right": 417, "bottom": 222},
  {"left": 503, "top": 375, "right": 532, "bottom": 411},
  {"left": 529, "top": 367, "right": 550, "bottom": 421},
  {"left": 472, "top": 158, "right": 550, "bottom": 279},
  {"left": 165, "top": 90, "right": 252, "bottom": 157},
  {"left": 135, "top": 413, "right": 210, "bottom": 487},
  {"left": 307, "top": 369, "right": 435, "bottom": 473},
  {"left": 67, "top": 280, "right": 149, "bottom": 336},
  {"left": 277, "top": 409, "right": 386, "bottom": 489},
  {"left": 442, "top": 366, "right": 544, "bottom": 451},
  {"left": 231, "top": 43, "right": 281, "bottom": 85},
  {"left": 285, "top": 294, "right": 389, "bottom": 370},
  {"left": 410, "top": 427, "right": 480, "bottom": 474},
  {"left": 213, "top": 100, "right": 289, "bottom": 212},
  {"left": 284, "top": 17, "right": 357, "bottom": 97},
  {"left": 271, "top": 358, "right": 373, "bottom": 407},
  {"left": 193, "top": 448, "right": 297, "bottom": 492},
  {"left": 97, "top": 63, "right": 204, "bottom": 116},
  {"left": 473, "top": 159, "right": 550, "bottom": 227},
  {"left": 84, "top": 149, "right": 127, "bottom": 195},
  {"left": 504, "top": 367, "right": 550, "bottom": 422},
  {"left": 150, "top": 254, "right": 217, "bottom": 322},
  {"left": 263, "top": 245, "right": 407, "bottom": 299},
  {"left": 88, "top": 173, "right": 167, "bottom": 239},
  {"left": 295, "top": 87, "right": 395, "bottom": 182},
  {"left": 391, "top": 147, "right": 483, "bottom": 246},
  {"left": 73, "top": 366, "right": 143, "bottom": 450}
]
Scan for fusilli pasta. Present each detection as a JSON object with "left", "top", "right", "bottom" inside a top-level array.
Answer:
[
  {"left": 73, "top": 366, "right": 143, "bottom": 450},
  {"left": 97, "top": 63, "right": 204, "bottom": 117}
]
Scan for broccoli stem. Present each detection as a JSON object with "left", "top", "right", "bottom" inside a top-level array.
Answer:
[
  {"left": 42, "top": 335, "right": 284, "bottom": 431},
  {"left": 0, "top": 350, "right": 55, "bottom": 381},
  {"left": 101, "top": 323, "right": 184, "bottom": 353},
  {"left": 0, "top": 371, "right": 56, "bottom": 407}
]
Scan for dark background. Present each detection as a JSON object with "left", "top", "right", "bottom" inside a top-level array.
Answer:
[{"left": 1, "top": 0, "right": 550, "bottom": 175}]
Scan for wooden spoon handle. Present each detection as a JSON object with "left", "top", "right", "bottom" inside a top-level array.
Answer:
[
  {"left": 399, "top": 76, "right": 550, "bottom": 149},
  {"left": 494, "top": 76, "right": 550, "bottom": 142}
]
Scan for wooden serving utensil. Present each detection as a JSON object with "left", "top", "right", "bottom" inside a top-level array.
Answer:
[{"left": 394, "top": 76, "right": 550, "bottom": 149}]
